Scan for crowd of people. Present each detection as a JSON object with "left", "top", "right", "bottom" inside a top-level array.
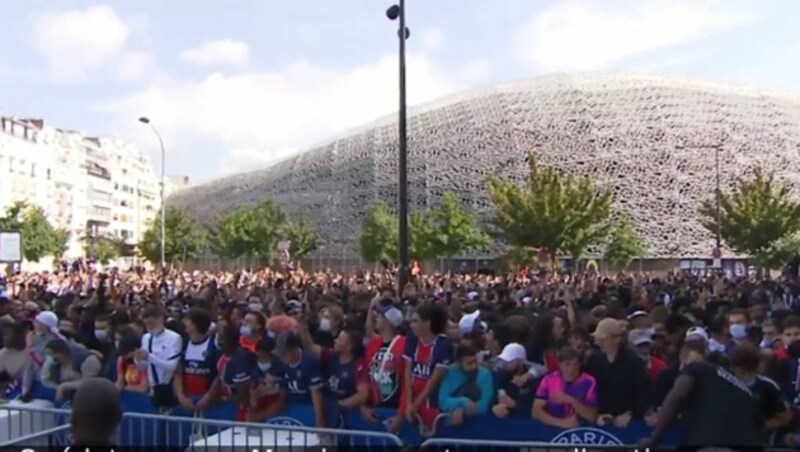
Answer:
[{"left": 1, "top": 264, "right": 800, "bottom": 448}]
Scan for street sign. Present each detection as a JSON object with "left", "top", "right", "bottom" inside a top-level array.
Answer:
[{"left": 0, "top": 231, "right": 22, "bottom": 263}]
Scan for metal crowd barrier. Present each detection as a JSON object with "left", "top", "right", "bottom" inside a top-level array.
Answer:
[
  {"left": 421, "top": 438, "right": 659, "bottom": 452},
  {"left": 0, "top": 405, "right": 72, "bottom": 447},
  {"left": 1, "top": 404, "right": 403, "bottom": 450}
]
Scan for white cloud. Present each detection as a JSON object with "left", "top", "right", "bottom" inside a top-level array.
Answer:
[
  {"left": 517, "top": 0, "right": 754, "bottom": 71},
  {"left": 33, "top": 6, "right": 130, "bottom": 80},
  {"left": 115, "top": 51, "right": 156, "bottom": 82},
  {"left": 180, "top": 40, "right": 250, "bottom": 67},
  {"left": 420, "top": 28, "right": 445, "bottom": 51},
  {"left": 99, "top": 53, "right": 459, "bottom": 176}
]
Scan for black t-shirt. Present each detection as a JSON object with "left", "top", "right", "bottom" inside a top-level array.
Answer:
[
  {"left": 680, "top": 361, "right": 765, "bottom": 447},
  {"left": 750, "top": 376, "right": 789, "bottom": 422}
]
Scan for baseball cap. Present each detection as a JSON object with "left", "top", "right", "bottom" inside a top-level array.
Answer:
[
  {"left": 592, "top": 318, "right": 624, "bottom": 340},
  {"left": 685, "top": 326, "right": 709, "bottom": 342},
  {"left": 35, "top": 311, "right": 59, "bottom": 335},
  {"left": 497, "top": 342, "right": 527, "bottom": 363},
  {"left": 629, "top": 328, "right": 653, "bottom": 347},
  {"left": 377, "top": 304, "right": 404, "bottom": 328},
  {"left": 627, "top": 310, "right": 648, "bottom": 320},
  {"left": 458, "top": 310, "right": 482, "bottom": 335}
]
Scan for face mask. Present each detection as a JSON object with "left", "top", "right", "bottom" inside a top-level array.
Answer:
[
  {"left": 257, "top": 361, "right": 271, "bottom": 372},
  {"left": 248, "top": 303, "right": 262, "bottom": 312},
  {"left": 637, "top": 352, "right": 651, "bottom": 362},
  {"left": 730, "top": 324, "right": 747, "bottom": 341},
  {"left": 94, "top": 329, "right": 108, "bottom": 341},
  {"left": 240, "top": 325, "right": 253, "bottom": 337},
  {"left": 759, "top": 338, "right": 772, "bottom": 349},
  {"left": 44, "top": 355, "right": 56, "bottom": 367},
  {"left": 319, "top": 318, "right": 332, "bottom": 332}
]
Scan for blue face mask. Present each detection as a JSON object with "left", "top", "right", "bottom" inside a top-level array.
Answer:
[
  {"left": 240, "top": 325, "right": 253, "bottom": 337},
  {"left": 94, "top": 329, "right": 108, "bottom": 341},
  {"left": 730, "top": 324, "right": 748, "bottom": 341}
]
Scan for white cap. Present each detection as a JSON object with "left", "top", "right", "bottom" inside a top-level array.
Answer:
[
  {"left": 35, "top": 311, "right": 59, "bottom": 335},
  {"left": 458, "top": 310, "right": 481, "bottom": 335},
  {"left": 467, "top": 291, "right": 479, "bottom": 301},
  {"left": 521, "top": 296, "right": 532, "bottom": 305},
  {"left": 627, "top": 310, "right": 648, "bottom": 320},
  {"left": 497, "top": 342, "right": 527, "bottom": 363},
  {"left": 686, "top": 326, "right": 709, "bottom": 342}
]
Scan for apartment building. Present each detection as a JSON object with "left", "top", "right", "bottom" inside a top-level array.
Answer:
[{"left": 0, "top": 111, "right": 165, "bottom": 268}]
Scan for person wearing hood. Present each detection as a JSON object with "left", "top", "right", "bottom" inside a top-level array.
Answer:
[
  {"left": 20, "top": 311, "right": 64, "bottom": 401},
  {"left": 438, "top": 344, "right": 493, "bottom": 425}
]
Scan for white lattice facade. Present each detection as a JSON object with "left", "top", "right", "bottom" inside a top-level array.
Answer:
[{"left": 170, "top": 73, "right": 800, "bottom": 259}]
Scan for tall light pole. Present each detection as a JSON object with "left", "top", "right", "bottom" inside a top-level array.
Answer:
[
  {"left": 677, "top": 142, "right": 723, "bottom": 263},
  {"left": 138, "top": 117, "right": 166, "bottom": 274},
  {"left": 387, "top": 1, "right": 411, "bottom": 289}
]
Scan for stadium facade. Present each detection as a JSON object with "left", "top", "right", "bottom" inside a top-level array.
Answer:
[{"left": 170, "top": 73, "right": 800, "bottom": 260}]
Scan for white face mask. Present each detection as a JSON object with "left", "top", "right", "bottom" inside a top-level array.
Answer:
[
  {"left": 319, "top": 318, "right": 332, "bottom": 332},
  {"left": 257, "top": 361, "right": 271, "bottom": 372}
]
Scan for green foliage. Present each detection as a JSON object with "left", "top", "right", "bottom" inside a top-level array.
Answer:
[
  {"left": 212, "top": 199, "right": 287, "bottom": 261},
  {"left": 282, "top": 216, "right": 323, "bottom": 261},
  {"left": 52, "top": 229, "right": 71, "bottom": 259},
  {"left": 488, "top": 156, "right": 614, "bottom": 265},
  {"left": 604, "top": 216, "right": 646, "bottom": 269},
  {"left": 358, "top": 201, "right": 397, "bottom": 264},
  {"left": 425, "top": 191, "right": 492, "bottom": 262},
  {"left": 0, "top": 201, "right": 61, "bottom": 262},
  {"left": 408, "top": 211, "right": 436, "bottom": 262},
  {"left": 761, "top": 232, "right": 800, "bottom": 270},
  {"left": 84, "top": 235, "right": 131, "bottom": 265},
  {"left": 139, "top": 207, "right": 204, "bottom": 265},
  {"left": 698, "top": 167, "right": 800, "bottom": 267}
]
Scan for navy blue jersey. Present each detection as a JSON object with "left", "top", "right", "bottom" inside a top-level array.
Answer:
[
  {"left": 181, "top": 336, "right": 219, "bottom": 397},
  {"left": 323, "top": 349, "right": 368, "bottom": 400},
  {"left": 269, "top": 350, "right": 324, "bottom": 404},
  {"left": 218, "top": 349, "right": 255, "bottom": 397}
]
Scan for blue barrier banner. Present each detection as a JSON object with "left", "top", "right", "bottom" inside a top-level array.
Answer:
[{"left": 25, "top": 382, "right": 680, "bottom": 446}]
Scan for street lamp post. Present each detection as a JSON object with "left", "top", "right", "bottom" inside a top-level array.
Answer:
[
  {"left": 138, "top": 117, "right": 166, "bottom": 274},
  {"left": 387, "top": 0, "right": 411, "bottom": 289}
]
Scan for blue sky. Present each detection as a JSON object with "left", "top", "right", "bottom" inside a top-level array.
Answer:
[{"left": 1, "top": 0, "right": 799, "bottom": 183}]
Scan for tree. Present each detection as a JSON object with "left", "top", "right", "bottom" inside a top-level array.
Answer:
[
  {"left": 139, "top": 208, "right": 205, "bottom": 266},
  {"left": 83, "top": 235, "right": 131, "bottom": 265},
  {"left": 408, "top": 211, "right": 436, "bottom": 262},
  {"left": 358, "top": 201, "right": 397, "bottom": 264},
  {"left": 0, "top": 201, "right": 61, "bottom": 262},
  {"left": 213, "top": 199, "right": 287, "bottom": 262},
  {"left": 426, "top": 191, "right": 491, "bottom": 264},
  {"left": 761, "top": 232, "right": 800, "bottom": 270},
  {"left": 282, "top": 216, "right": 323, "bottom": 262},
  {"left": 488, "top": 156, "right": 614, "bottom": 267},
  {"left": 52, "top": 229, "right": 71, "bottom": 259},
  {"left": 698, "top": 167, "right": 800, "bottom": 267},
  {"left": 604, "top": 217, "right": 646, "bottom": 269}
]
